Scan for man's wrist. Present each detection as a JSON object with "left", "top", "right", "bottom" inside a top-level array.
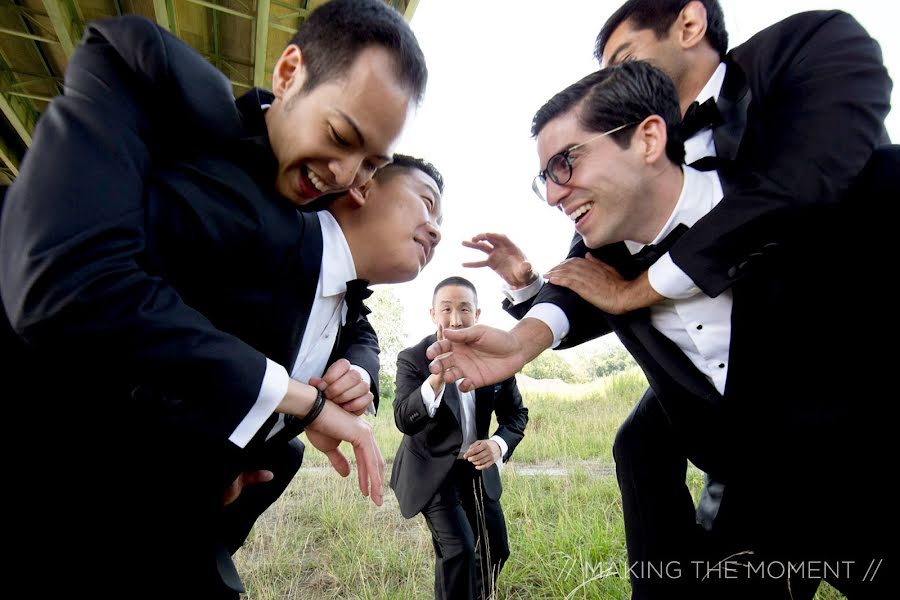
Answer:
[
  {"left": 623, "top": 272, "right": 665, "bottom": 312},
  {"left": 428, "top": 372, "right": 445, "bottom": 394},
  {"left": 504, "top": 274, "right": 544, "bottom": 305},
  {"left": 511, "top": 318, "right": 553, "bottom": 364},
  {"left": 487, "top": 439, "right": 501, "bottom": 455},
  {"left": 295, "top": 388, "right": 326, "bottom": 430},
  {"left": 278, "top": 379, "right": 318, "bottom": 417}
]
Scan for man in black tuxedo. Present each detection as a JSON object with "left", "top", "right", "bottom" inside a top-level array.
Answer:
[
  {"left": 0, "top": 0, "right": 433, "bottom": 596},
  {"left": 434, "top": 60, "right": 896, "bottom": 598},
  {"left": 217, "top": 152, "right": 444, "bottom": 563},
  {"left": 391, "top": 276, "right": 528, "bottom": 600},
  {"left": 453, "top": 2, "right": 893, "bottom": 597}
]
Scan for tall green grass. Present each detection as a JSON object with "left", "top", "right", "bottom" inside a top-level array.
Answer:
[{"left": 235, "top": 369, "right": 846, "bottom": 599}]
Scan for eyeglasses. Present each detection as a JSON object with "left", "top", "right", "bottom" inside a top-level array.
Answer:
[{"left": 531, "top": 122, "right": 638, "bottom": 202}]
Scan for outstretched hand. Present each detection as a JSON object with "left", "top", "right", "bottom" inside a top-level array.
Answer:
[
  {"left": 462, "top": 232, "right": 537, "bottom": 289},
  {"left": 426, "top": 324, "right": 532, "bottom": 392}
]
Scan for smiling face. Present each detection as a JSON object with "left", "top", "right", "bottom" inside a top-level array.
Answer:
[
  {"left": 331, "top": 166, "right": 443, "bottom": 284},
  {"left": 431, "top": 284, "right": 480, "bottom": 331},
  {"left": 265, "top": 45, "right": 415, "bottom": 206},
  {"left": 536, "top": 109, "right": 646, "bottom": 249}
]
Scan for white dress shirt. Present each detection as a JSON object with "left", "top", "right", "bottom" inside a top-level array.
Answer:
[
  {"left": 420, "top": 377, "right": 510, "bottom": 464},
  {"left": 229, "top": 211, "right": 372, "bottom": 447}
]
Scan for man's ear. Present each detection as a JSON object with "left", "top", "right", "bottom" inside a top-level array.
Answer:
[
  {"left": 475, "top": 308, "right": 482, "bottom": 322},
  {"left": 348, "top": 179, "right": 375, "bottom": 208},
  {"left": 638, "top": 115, "right": 669, "bottom": 165},
  {"left": 677, "top": 1, "right": 709, "bottom": 50},
  {"left": 271, "top": 45, "right": 304, "bottom": 99}
]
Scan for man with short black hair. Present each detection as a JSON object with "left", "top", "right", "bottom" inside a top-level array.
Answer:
[
  {"left": 462, "top": 3, "right": 892, "bottom": 596},
  {"left": 441, "top": 59, "right": 896, "bottom": 598},
  {"left": 0, "top": 0, "right": 430, "bottom": 595},
  {"left": 391, "top": 276, "right": 528, "bottom": 600}
]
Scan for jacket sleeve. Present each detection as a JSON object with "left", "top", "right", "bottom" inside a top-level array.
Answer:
[
  {"left": 672, "top": 10, "right": 892, "bottom": 297},
  {"left": 392, "top": 347, "right": 432, "bottom": 435},
  {"left": 0, "top": 16, "right": 271, "bottom": 436},
  {"left": 491, "top": 377, "right": 528, "bottom": 462},
  {"left": 502, "top": 233, "right": 614, "bottom": 349},
  {"left": 340, "top": 316, "right": 382, "bottom": 410}
]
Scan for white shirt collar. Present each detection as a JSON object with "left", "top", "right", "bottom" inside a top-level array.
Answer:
[
  {"left": 624, "top": 166, "right": 718, "bottom": 255},
  {"left": 317, "top": 211, "right": 357, "bottom": 297},
  {"left": 695, "top": 62, "right": 727, "bottom": 104}
]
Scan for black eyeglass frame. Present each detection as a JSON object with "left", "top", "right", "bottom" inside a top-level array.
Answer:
[{"left": 531, "top": 121, "right": 639, "bottom": 201}]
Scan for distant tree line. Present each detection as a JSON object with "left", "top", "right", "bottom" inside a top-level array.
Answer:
[{"left": 522, "top": 346, "right": 637, "bottom": 384}]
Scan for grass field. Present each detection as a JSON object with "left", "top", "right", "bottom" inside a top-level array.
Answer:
[{"left": 234, "top": 369, "right": 847, "bottom": 599}]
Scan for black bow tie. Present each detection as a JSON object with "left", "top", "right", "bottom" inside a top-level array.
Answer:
[
  {"left": 630, "top": 223, "right": 690, "bottom": 273},
  {"left": 344, "top": 278, "right": 373, "bottom": 324},
  {"left": 680, "top": 98, "right": 723, "bottom": 139}
]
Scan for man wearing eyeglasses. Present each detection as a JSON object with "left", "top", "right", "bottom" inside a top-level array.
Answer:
[
  {"left": 437, "top": 59, "right": 896, "bottom": 598},
  {"left": 455, "top": 1, "right": 892, "bottom": 598}
]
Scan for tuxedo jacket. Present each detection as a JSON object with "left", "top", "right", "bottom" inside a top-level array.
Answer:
[
  {"left": 0, "top": 16, "right": 380, "bottom": 588},
  {"left": 510, "top": 11, "right": 894, "bottom": 483},
  {"left": 390, "top": 334, "right": 529, "bottom": 519},
  {"left": 0, "top": 14, "right": 379, "bottom": 444}
]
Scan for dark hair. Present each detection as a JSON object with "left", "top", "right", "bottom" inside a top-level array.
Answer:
[
  {"left": 290, "top": 0, "right": 427, "bottom": 104},
  {"left": 595, "top": 0, "right": 728, "bottom": 61},
  {"left": 378, "top": 154, "right": 444, "bottom": 194},
  {"left": 532, "top": 61, "right": 686, "bottom": 165},
  {"left": 433, "top": 276, "right": 478, "bottom": 306}
]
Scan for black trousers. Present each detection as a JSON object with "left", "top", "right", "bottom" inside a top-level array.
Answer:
[
  {"left": 614, "top": 387, "right": 892, "bottom": 600},
  {"left": 422, "top": 460, "right": 509, "bottom": 600}
]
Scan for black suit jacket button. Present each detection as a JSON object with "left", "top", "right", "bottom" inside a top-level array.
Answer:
[
  {"left": 410, "top": 411, "right": 420, "bottom": 420},
  {"left": 727, "top": 266, "right": 739, "bottom": 278},
  {"left": 763, "top": 242, "right": 780, "bottom": 251},
  {"left": 738, "top": 261, "right": 749, "bottom": 271}
]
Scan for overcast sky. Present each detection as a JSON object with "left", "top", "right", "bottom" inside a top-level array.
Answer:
[{"left": 385, "top": 0, "right": 899, "bottom": 349}]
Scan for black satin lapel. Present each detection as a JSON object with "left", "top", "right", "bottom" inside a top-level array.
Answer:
[{"left": 714, "top": 58, "right": 751, "bottom": 163}]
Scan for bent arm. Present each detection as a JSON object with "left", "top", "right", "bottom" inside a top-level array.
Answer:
[
  {"left": 673, "top": 11, "right": 892, "bottom": 296},
  {"left": 0, "top": 16, "right": 274, "bottom": 440}
]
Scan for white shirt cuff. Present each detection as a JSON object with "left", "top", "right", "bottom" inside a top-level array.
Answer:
[
  {"left": 522, "top": 305, "right": 570, "bottom": 349},
  {"left": 502, "top": 275, "right": 544, "bottom": 305},
  {"left": 420, "top": 378, "right": 445, "bottom": 418},
  {"left": 490, "top": 435, "right": 509, "bottom": 461},
  {"left": 349, "top": 364, "right": 376, "bottom": 416},
  {"left": 648, "top": 252, "right": 702, "bottom": 300},
  {"left": 228, "top": 357, "right": 289, "bottom": 448}
]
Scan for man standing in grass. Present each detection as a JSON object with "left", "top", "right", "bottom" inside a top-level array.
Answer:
[{"left": 391, "top": 276, "right": 528, "bottom": 600}]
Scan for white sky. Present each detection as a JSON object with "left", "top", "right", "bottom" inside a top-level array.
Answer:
[{"left": 385, "top": 0, "right": 900, "bottom": 348}]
